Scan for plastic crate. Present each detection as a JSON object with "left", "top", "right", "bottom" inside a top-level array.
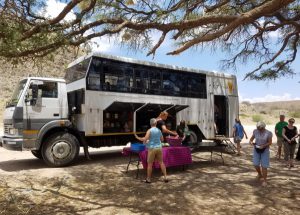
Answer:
[
  {"left": 130, "top": 143, "right": 146, "bottom": 152},
  {"left": 165, "top": 137, "right": 182, "bottom": 146}
]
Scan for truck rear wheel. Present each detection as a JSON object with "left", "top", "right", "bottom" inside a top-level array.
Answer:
[
  {"left": 42, "top": 132, "right": 80, "bottom": 167},
  {"left": 31, "top": 150, "right": 43, "bottom": 159},
  {"left": 189, "top": 131, "right": 198, "bottom": 145}
]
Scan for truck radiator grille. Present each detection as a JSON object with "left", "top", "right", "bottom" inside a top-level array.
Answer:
[{"left": 4, "top": 124, "right": 11, "bottom": 134}]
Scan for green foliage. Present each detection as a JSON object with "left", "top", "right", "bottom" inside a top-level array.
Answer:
[
  {"left": 252, "top": 114, "right": 264, "bottom": 122},
  {"left": 289, "top": 111, "right": 300, "bottom": 118}
]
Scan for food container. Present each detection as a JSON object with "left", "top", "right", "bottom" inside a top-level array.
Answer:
[{"left": 130, "top": 143, "right": 146, "bottom": 152}]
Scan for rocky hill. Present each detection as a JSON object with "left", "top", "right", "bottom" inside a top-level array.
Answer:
[{"left": 0, "top": 49, "right": 86, "bottom": 119}]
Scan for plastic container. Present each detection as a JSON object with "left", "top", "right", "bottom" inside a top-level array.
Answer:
[
  {"left": 130, "top": 143, "right": 146, "bottom": 152},
  {"left": 165, "top": 137, "right": 182, "bottom": 147}
]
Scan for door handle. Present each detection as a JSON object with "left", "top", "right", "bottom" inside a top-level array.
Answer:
[{"left": 53, "top": 113, "right": 59, "bottom": 117}]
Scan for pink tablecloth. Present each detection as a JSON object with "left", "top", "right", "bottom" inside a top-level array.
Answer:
[{"left": 140, "top": 147, "right": 192, "bottom": 169}]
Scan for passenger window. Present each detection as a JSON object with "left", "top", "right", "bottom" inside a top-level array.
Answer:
[{"left": 41, "top": 82, "right": 58, "bottom": 98}]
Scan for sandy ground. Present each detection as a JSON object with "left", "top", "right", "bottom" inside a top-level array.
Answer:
[{"left": 0, "top": 126, "right": 300, "bottom": 215}]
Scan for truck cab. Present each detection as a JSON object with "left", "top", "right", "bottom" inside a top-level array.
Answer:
[{"left": 1, "top": 77, "right": 79, "bottom": 166}]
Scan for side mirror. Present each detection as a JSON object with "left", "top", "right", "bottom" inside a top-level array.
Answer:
[{"left": 25, "top": 84, "right": 39, "bottom": 106}]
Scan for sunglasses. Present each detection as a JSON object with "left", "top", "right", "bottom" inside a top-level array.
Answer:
[{"left": 289, "top": 121, "right": 295, "bottom": 123}]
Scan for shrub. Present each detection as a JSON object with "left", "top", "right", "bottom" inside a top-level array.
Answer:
[
  {"left": 252, "top": 114, "right": 264, "bottom": 122},
  {"left": 289, "top": 111, "right": 300, "bottom": 118},
  {"left": 239, "top": 113, "right": 249, "bottom": 118},
  {"left": 260, "top": 110, "right": 267, "bottom": 115}
]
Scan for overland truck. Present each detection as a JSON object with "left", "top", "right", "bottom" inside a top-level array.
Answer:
[{"left": 1, "top": 53, "right": 239, "bottom": 167}]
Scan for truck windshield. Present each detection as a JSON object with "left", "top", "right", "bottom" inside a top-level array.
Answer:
[{"left": 6, "top": 79, "right": 27, "bottom": 108}]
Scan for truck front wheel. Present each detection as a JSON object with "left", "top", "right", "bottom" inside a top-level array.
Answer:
[
  {"left": 31, "top": 150, "right": 43, "bottom": 159},
  {"left": 42, "top": 132, "right": 80, "bottom": 167}
]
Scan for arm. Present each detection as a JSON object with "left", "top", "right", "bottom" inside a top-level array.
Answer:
[
  {"left": 275, "top": 124, "right": 278, "bottom": 137},
  {"left": 249, "top": 133, "right": 255, "bottom": 146},
  {"left": 243, "top": 128, "right": 248, "bottom": 139},
  {"left": 282, "top": 128, "right": 291, "bottom": 143},
  {"left": 291, "top": 127, "right": 298, "bottom": 142},
  {"left": 162, "top": 125, "right": 177, "bottom": 136},
  {"left": 135, "top": 129, "right": 151, "bottom": 143}
]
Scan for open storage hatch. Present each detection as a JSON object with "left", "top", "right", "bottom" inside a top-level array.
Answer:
[{"left": 103, "top": 101, "right": 188, "bottom": 133}]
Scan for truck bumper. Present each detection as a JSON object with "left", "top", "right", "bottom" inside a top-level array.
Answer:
[{"left": 1, "top": 136, "right": 23, "bottom": 151}]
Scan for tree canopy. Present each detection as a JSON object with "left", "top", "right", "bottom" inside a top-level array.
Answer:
[{"left": 0, "top": 0, "right": 299, "bottom": 80}]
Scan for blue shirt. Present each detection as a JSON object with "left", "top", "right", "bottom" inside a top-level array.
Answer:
[
  {"left": 253, "top": 129, "right": 272, "bottom": 146},
  {"left": 234, "top": 123, "right": 244, "bottom": 139},
  {"left": 147, "top": 127, "right": 162, "bottom": 149}
]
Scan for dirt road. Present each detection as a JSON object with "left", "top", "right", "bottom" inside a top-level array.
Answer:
[{"left": 0, "top": 126, "right": 299, "bottom": 214}]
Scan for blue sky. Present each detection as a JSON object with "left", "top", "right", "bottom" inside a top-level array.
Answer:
[{"left": 46, "top": 0, "right": 300, "bottom": 103}]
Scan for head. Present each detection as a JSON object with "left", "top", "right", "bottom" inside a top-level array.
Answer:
[
  {"left": 180, "top": 120, "right": 186, "bottom": 127},
  {"left": 279, "top": 114, "right": 285, "bottom": 122},
  {"left": 256, "top": 121, "right": 266, "bottom": 131},
  {"left": 288, "top": 118, "right": 295, "bottom": 125},
  {"left": 150, "top": 118, "right": 157, "bottom": 127},
  {"left": 159, "top": 111, "right": 169, "bottom": 120},
  {"left": 235, "top": 118, "right": 241, "bottom": 124}
]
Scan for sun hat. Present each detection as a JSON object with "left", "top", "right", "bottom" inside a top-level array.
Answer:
[{"left": 256, "top": 121, "right": 266, "bottom": 129}]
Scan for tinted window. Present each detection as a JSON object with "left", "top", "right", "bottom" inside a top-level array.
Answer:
[
  {"left": 83, "top": 57, "right": 207, "bottom": 98},
  {"left": 87, "top": 58, "right": 101, "bottom": 90},
  {"left": 41, "top": 82, "right": 58, "bottom": 98},
  {"left": 102, "top": 60, "right": 133, "bottom": 92},
  {"left": 65, "top": 58, "right": 91, "bottom": 83},
  {"left": 134, "top": 66, "right": 149, "bottom": 94}
]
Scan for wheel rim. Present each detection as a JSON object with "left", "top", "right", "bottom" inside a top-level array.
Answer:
[{"left": 51, "top": 141, "right": 72, "bottom": 159}]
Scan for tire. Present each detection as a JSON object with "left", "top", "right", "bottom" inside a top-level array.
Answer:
[
  {"left": 31, "top": 150, "right": 43, "bottom": 159},
  {"left": 189, "top": 131, "right": 198, "bottom": 145},
  {"left": 42, "top": 132, "right": 80, "bottom": 167}
]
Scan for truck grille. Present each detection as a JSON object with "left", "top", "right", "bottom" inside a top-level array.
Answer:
[{"left": 4, "top": 124, "right": 11, "bottom": 134}]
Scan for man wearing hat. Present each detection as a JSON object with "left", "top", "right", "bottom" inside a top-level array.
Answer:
[{"left": 275, "top": 114, "right": 288, "bottom": 159}]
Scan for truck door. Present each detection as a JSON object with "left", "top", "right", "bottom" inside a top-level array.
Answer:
[{"left": 23, "top": 80, "right": 61, "bottom": 149}]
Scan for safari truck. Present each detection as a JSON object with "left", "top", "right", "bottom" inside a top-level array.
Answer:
[{"left": 1, "top": 53, "right": 239, "bottom": 167}]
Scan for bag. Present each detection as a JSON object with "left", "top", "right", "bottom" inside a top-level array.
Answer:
[{"left": 255, "top": 146, "right": 266, "bottom": 154}]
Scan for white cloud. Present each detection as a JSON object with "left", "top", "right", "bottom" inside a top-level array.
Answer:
[
  {"left": 44, "top": 0, "right": 75, "bottom": 21},
  {"left": 240, "top": 93, "right": 300, "bottom": 103}
]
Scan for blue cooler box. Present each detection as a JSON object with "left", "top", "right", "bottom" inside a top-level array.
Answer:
[{"left": 130, "top": 143, "right": 146, "bottom": 152}]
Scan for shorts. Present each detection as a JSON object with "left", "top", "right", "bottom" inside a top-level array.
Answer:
[
  {"left": 277, "top": 137, "right": 285, "bottom": 147},
  {"left": 147, "top": 148, "right": 163, "bottom": 163},
  {"left": 253, "top": 147, "right": 270, "bottom": 168},
  {"left": 234, "top": 136, "right": 242, "bottom": 143}
]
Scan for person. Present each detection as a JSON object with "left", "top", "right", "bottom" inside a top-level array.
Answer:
[
  {"left": 296, "top": 128, "right": 300, "bottom": 161},
  {"left": 176, "top": 120, "right": 191, "bottom": 146},
  {"left": 134, "top": 118, "right": 168, "bottom": 183},
  {"left": 156, "top": 111, "right": 177, "bottom": 140},
  {"left": 249, "top": 121, "right": 272, "bottom": 187},
  {"left": 282, "top": 118, "right": 298, "bottom": 168},
  {"left": 232, "top": 118, "right": 248, "bottom": 155},
  {"left": 274, "top": 114, "right": 288, "bottom": 159}
]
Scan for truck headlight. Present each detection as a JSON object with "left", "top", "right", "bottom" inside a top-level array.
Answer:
[{"left": 8, "top": 128, "right": 18, "bottom": 135}]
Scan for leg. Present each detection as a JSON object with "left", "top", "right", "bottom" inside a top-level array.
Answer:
[
  {"left": 277, "top": 146, "right": 282, "bottom": 159},
  {"left": 261, "top": 167, "right": 268, "bottom": 186},
  {"left": 159, "top": 162, "right": 167, "bottom": 179},
  {"left": 254, "top": 166, "right": 263, "bottom": 179},
  {"left": 147, "top": 162, "right": 153, "bottom": 182},
  {"left": 236, "top": 141, "right": 241, "bottom": 155},
  {"left": 283, "top": 141, "right": 290, "bottom": 167},
  {"left": 290, "top": 143, "right": 297, "bottom": 167},
  {"left": 146, "top": 149, "right": 156, "bottom": 182}
]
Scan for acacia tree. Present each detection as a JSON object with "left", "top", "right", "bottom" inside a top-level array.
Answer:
[{"left": 0, "top": 0, "right": 299, "bottom": 80}]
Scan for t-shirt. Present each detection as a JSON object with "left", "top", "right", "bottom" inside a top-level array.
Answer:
[
  {"left": 275, "top": 121, "right": 288, "bottom": 137},
  {"left": 156, "top": 120, "right": 165, "bottom": 133},
  {"left": 253, "top": 129, "right": 272, "bottom": 146},
  {"left": 233, "top": 123, "right": 244, "bottom": 139},
  {"left": 283, "top": 126, "right": 297, "bottom": 142},
  {"left": 147, "top": 127, "right": 162, "bottom": 149}
]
